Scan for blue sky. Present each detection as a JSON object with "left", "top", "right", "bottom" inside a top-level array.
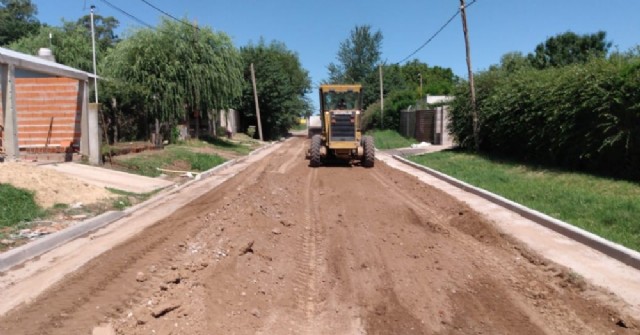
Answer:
[{"left": 32, "top": 0, "right": 640, "bottom": 104}]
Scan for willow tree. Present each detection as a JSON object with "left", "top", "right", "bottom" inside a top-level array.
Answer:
[{"left": 101, "top": 18, "right": 243, "bottom": 143}]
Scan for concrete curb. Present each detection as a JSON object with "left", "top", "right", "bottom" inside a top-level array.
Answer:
[
  {"left": 392, "top": 155, "right": 640, "bottom": 271},
  {"left": 0, "top": 141, "right": 278, "bottom": 273},
  {"left": 0, "top": 211, "right": 125, "bottom": 272}
]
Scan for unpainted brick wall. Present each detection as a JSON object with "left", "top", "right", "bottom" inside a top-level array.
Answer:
[{"left": 14, "top": 77, "right": 82, "bottom": 151}]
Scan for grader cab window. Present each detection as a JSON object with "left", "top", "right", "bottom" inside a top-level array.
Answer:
[{"left": 323, "top": 90, "right": 361, "bottom": 111}]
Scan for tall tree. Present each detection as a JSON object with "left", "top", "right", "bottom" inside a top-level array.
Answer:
[
  {"left": 8, "top": 16, "right": 120, "bottom": 73},
  {"left": 327, "top": 25, "right": 383, "bottom": 84},
  {"left": 10, "top": 23, "right": 93, "bottom": 72},
  {"left": 101, "top": 18, "right": 244, "bottom": 142},
  {"left": 496, "top": 51, "right": 531, "bottom": 73},
  {"left": 75, "top": 14, "right": 120, "bottom": 49},
  {"left": 399, "top": 59, "right": 457, "bottom": 95},
  {"left": 239, "top": 40, "right": 312, "bottom": 140},
  {"left": 527, "top": 31, "right": 612, "bottom": 69},
  {"left": 0, "top": 0, "right": 40, "bottom": 46}
]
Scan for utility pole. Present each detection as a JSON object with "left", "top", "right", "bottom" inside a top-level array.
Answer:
[
  {"left": 90, "top": 5, "right": 98, "bottom": 103},
  {"left": 379, "top": 64, "right": 384, "bottom": 128},
  {"left": 250, "top": 63, "right": 263, "bottom": 141},
  {"left": 418, "top": 72, "right": 423, "bottom": 97},
  {"left": 460, "top": 0, "right": 479, "bottom": 151}
]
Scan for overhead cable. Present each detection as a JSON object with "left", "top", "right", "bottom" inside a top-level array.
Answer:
[
  {"left": 140, "top": 0, "right": 200, "bottom": 30},
  {"left": 396, "top": 0, "right": 478, "bottom": 64},
  {"left": 98, "top": 0, "right": 154, "bottom": 29}
]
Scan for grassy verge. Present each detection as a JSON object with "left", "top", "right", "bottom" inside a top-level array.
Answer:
[
  {"left": 196, "top": 135, "right": 256, "bottom": 155},
  {"left": 0, "top": 184, "right": 44, "bottom": 228},
  {"left": 106, "top": 188, "right": 160, "bottom": 210},
  {"left": 115, "top": 146, "right": 226, "bottom": 177},
  {"left": 368, "top": 129, "right": 417, "bottom": 150},
  {"left": 409, "top": 151, "right": 640, "bottom": 251}
]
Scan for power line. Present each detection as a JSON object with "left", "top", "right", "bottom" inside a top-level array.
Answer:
[
  {"left": 395, "top": 0, "right": 478, "bottom": 64},
  {"left": 140, "top": 0, "right": 200, "bottom": 31},
  {"left": 99, "top": 0, "right": 154, "bottom": 29}
]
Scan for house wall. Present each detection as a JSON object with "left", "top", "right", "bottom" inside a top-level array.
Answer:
[{"left": 14, "top": 77, "right": 82, "bottom": 150}]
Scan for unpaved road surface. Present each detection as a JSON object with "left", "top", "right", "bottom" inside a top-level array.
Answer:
[{"left": 0, "top": 137, "right": 637, "bottom": 335}]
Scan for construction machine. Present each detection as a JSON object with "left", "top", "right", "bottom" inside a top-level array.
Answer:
[{"left": 308, "top": 84, "right": 374, "bottom": 167}]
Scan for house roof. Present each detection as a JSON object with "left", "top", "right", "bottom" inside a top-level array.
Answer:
[{"left": 0, "top": 46, "right": 95, "bottom": 81}]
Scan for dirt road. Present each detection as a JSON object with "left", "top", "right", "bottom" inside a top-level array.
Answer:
[{"left": 0, "top": 137, "right": 637, "bottom": 335}]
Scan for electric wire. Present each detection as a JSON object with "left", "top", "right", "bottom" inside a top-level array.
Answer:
[
  {"left": 99, "top": 0, "right": 154, "bottom": 29},
  {"left": 139, "top": 0, "right": 200, "bottom": 30},
  {"left": 396, "top": 0, "right": 478, "bottom": 64}
]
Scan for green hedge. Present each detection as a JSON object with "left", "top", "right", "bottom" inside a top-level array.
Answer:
[{"left": 450, "top": 54, "right": 640, "bottom": 180}]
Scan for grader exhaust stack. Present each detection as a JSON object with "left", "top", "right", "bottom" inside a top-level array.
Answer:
[{"left": 308, "top": 84, "right": 374, "bottom": 167}]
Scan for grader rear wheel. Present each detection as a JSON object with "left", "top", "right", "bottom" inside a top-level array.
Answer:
[{"left": 310, "top": 135, "right": 322, "bottom": 167}]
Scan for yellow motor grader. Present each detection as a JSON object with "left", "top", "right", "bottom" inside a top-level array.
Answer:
[{"left": 308, "top": 84, "right": 374, "bottom": 167}]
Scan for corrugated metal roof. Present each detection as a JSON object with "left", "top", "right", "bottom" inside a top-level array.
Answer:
[{"left": 0, "top": 46, "right": 95, "bottom": 81}]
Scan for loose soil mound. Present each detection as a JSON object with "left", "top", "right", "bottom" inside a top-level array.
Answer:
[{"left": 0, "top": 162, "right": 115, "bottom": 208}]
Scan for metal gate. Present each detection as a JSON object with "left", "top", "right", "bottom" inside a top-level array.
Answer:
[{"left": 414, "top": 110, "right": 435, "bottom": 143}]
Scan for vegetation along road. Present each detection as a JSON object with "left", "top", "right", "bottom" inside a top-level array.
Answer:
[{"left": 0, "top": 137, "right": 637, "bottom": 335}]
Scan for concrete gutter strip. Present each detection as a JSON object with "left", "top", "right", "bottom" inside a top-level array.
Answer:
[
  {"left": 0, "top": 211, "right": 125, "bottom": 272},
  {"left": 0, "top": 141, "right": 277, "bottom": 273},
  {"left": 392, "top": 155, "right": 640, "bottom": 271}
]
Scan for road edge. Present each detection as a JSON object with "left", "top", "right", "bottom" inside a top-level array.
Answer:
[
  {"left": 391, "top": 154, "right": 640, "bottom": 271},
  {"left": 0, "top": 141, "right": 278, "bottom": 273}
]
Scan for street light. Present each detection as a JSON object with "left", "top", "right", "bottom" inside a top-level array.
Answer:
[{"left": 90, "top": 5, "right": 99, "bottom": 103}]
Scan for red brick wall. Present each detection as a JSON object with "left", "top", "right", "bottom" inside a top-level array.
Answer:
[{"left": 15, "top": 77, "right": 82, "bottom": 150}]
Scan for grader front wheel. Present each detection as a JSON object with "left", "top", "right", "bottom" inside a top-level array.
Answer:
[{"left": 362, "top": 135, "right": 375, "bottom": 168}]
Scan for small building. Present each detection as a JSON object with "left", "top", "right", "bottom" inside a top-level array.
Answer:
[{"left": 1, "top": 46, "right": 100, "bottom": 163}]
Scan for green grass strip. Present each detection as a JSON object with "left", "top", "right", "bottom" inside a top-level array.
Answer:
[
  {"left": 187, "top": 136, "right": 252, "bottom": 155},
  {"left": 368, "top": 129, "right": 417, "bottom": 150},
  {"left": 118, "top": 147, "right": 226, "bottom": 177},
  {"left": 409, "top": 151, "right": 640, "bottom": 251},
  {"left": 0, "top": 184, "right": 43, "bottom": 228}
]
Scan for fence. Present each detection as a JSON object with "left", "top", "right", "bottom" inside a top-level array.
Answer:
[{"left": 400, "top": 106, "right": 451, "bottom": 145}]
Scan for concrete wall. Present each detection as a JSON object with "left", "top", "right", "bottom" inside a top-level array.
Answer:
[{"left": 219, "top": 109, "right": 239, "bottom": 134}]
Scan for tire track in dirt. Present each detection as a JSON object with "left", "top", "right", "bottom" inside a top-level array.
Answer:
[
  {"left": 369, "top": 167, "right": 451, "bottom": 235},
  {"left": 276, "top": 139, "right": 307, "bottom": 174},
  {"left": 293, "top": 168, "right": 322, "bottom": 333}
]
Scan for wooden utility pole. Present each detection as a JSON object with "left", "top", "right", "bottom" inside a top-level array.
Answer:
[
  {"left": 418, "top": 72, "right": 423, "bottom": 97},
  {"left": 460, "top": 0, "right": 479, "bottom": 151},
  {"left": 250, "top": 63, "right": 264, "bottom": 141},
  {"left": 379, "top": 64, "right": 384, "bottom": 128}
]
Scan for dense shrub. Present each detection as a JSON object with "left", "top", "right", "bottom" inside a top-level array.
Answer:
[{"left": 450, "top": 52, "right": 640, "bottom": 180}]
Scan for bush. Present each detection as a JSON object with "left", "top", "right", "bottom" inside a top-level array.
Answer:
[{"left": 450, "top": 53, "right": 640, "bottom": 180}]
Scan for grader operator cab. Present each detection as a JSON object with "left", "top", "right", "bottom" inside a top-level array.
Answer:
[{"left": 308, "top": 84, "right": 374, "bottom": 167}]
